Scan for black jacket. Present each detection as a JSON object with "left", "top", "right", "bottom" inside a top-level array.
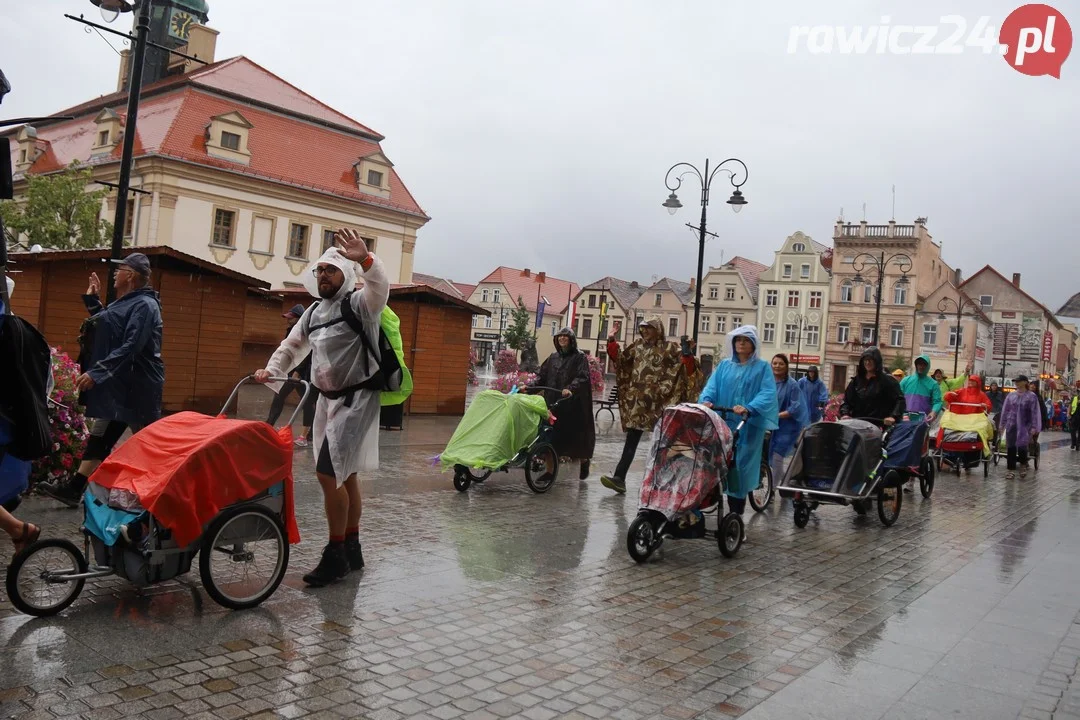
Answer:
[
  {"left": 530, "top": 329, "right": 595, "bottom": 460},
  {"left": 840, "top": 348, "right": 905, "bottom": 423}
]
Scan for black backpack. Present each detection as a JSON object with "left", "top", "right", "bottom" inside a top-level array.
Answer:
[
  {"left": 312, "top": 291, "right": 403, "bottom": 395},
  {"left": 0, "top": 313, "right": 52, "bottom": 460}
]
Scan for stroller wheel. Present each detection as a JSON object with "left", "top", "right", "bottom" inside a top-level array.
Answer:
[
  {"left": 200, "top": 505, "right": 289, "bottom": 611},
  {"left": 452, "top": 467, "right": 471, "bottom": 492},
  {"left": 877, "top": 475, "right": 903, "bottom": 527},
  {"left": 468, "top": 468, "right": 492, "bottom": 483},
  {"left": 718, "top": 513, "right": 743, "bottom": 558},
  {"left": 920, "top": 458, "right": 935, "bottom": 499},
  {"left": 6, "top": 538, "right": 88, "bottom": 617},
  {"left": 627, "top": 514, "right": 660, "bottom": 563},
  {"left": 793, "top": 504, "right": 811, "bottom": 528},
  {"left": 983, "top": 459, "right": 990, "bottom": 478},
  {"left": 525, "top": 443, "right": 558, "bottom": 494}
]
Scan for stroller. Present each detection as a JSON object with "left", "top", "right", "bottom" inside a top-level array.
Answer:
[
  {"left": 625, "top": 404, "right": 745, "bottom": 563},
  {"left": 6, "top": 377, "right": 303, "bottom": 617},
  {"left": 934, "top": 403, "right": 992, "bottom": 477},
  {"left": 777, "top": 418, "right": 905, "bottom": 528},
  {"left": 442, "top": 387, "right": 570, "bottom": 494}
]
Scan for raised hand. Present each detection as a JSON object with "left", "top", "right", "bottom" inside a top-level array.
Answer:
[
  {"left": 87, "top": 272, "right": 101, "bottom": 295},
  {"left": 335, "top": 228, "right": 370, "bottom": 263}
]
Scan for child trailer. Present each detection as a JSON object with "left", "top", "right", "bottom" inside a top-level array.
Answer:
[{"left": 6, "top": 377, "right": 305, "bottom": 617}]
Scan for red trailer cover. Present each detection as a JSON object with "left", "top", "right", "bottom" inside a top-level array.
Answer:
[{"left": 90, "top": 412, "right": 300, "bottom": 547}]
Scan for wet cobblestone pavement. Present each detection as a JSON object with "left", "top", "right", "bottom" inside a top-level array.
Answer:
[{"left": 3, "top": 391, "right": 1080, "bottom": 720}]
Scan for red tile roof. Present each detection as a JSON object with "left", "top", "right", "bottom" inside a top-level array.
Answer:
[
  {"left": 453, "top": 283, "right": 477, "bottom": 299},
  {"left": 6, "top": 57, "right": 426, "bottom": 219},
  {"left": 478, "top": 267, "right": 580, "bottom": 314}
]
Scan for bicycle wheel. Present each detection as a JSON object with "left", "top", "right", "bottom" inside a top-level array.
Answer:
[
  {"left": 200, "top": 505, "right": 289, "bottom": 610},
  {"left": 748, "top": 463, "right": 774, "bottom": 512},
  {"left": 877, "top": 474, "right": 903, "bottom": 527},
  {"left": 6, "top": 539, "right": 88, "bottom": 617},
  {"left": 919, "top": 457, "right": 935, "bottom": 498}
]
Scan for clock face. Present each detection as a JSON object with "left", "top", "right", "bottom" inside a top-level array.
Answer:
[{"left": 169, "top": 8, "right": 195, "bottom": 40}]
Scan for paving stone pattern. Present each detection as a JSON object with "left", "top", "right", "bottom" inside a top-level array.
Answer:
[{"left": 2, "top": 392, "right": 1080, "bottom": 719}]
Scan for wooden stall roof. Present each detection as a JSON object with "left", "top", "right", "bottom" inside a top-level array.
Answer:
[
  {"left": 7, "top": 245, "right": 270, "bottom": 289},
  {"left": 276, "top": 283, "right": 491, "bottom": 316}
]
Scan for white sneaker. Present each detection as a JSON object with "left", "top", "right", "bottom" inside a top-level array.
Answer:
[{"left": 294, "top": 437, "right": 309, "bottom": 447}]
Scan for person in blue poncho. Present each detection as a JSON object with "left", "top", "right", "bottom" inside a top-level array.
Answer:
[
  {"left": 797, "top": 365, "right": 829, "bottom": 423},
  {"left": 769, "top": 354, "right": 809, "bottom": 482},
  {"left": 699, "top": 325, "right": 779, "bottom": 531}
]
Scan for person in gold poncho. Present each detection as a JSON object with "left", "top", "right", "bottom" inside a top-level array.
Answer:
[{"left": 598, "top": 316, "right": 699, "bottom": 494}]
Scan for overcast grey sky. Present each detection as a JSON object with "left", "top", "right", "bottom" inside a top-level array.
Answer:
[{"left": 3, "top": 1, "right": 1078, "bottom": 310}]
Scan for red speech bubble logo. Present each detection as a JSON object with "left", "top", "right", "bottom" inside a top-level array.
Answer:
[{"left": 1000, "top": 4, "right": 1072, "bottom": 77}]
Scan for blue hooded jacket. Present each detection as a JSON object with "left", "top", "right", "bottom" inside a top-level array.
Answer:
[
  {"left": 82, "top": 286, "right": 165, "bottom": 427},
  {"left": 699, "top": 325, "right": 778, "bottom": 499},
  {"left": 797, "top": 367, "right": 829, "bottom": 423}
]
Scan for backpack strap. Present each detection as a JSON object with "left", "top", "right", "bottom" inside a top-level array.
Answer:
[{"left": 340, "top": 291, "right": 378, "bottom": 377}]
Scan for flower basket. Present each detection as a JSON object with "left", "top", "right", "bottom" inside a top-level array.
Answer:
[{"left": 30, "top": 349, "right": 89, "bottom": 490}]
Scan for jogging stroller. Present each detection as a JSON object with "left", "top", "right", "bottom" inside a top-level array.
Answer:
[
  {"left": 777, "top": 418, "right": 905, "bottom": 528},
  {"left": 625, "top": 403, "right": 745, "bottom": 562}
]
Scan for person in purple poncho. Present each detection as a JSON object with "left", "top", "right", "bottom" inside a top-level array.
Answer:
[{"left": 998, "top": 375, "right": 1043, "bottom": 479}]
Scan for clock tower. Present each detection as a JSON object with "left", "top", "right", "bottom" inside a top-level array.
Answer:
[{"left": 123, "top": 0, "right": 210, "bottom": 90}]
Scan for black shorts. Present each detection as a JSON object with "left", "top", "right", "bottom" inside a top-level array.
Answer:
[
  {"left": 83, "top": 419, "right": 141, "bottom": 461},
  {"left": 316, "top": 438, "right": 335, "bottom": 477}
]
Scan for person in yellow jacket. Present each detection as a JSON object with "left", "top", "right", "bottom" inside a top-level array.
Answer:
[{"left": 933, "top": 361, "right": 972, "bottom": 399}]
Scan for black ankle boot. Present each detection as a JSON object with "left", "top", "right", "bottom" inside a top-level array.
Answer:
[
  {"left": 345, "top": 536, "right": 364, "bottom": 571},
  {"left": 302, "top": 544, "right": 349, "bottom": 587}
]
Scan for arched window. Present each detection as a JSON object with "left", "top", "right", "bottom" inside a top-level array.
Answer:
[
  {"left": 792, "top": 242, "right": 805, "bottom": 252},
  {"left": 839, "top": 280, "right": 853, "bottom": 303}
]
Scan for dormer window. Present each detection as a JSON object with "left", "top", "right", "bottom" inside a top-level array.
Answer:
[
  {"left": 355, "top": 151, "right": 393, "bottom": 199},
  {"left": 220, "top": 131, "right": 241, "bottom": 151},
  {"left": 205, "top": 111, "right": 253, "bottom": 165},
  {"left": 15, "top": 126, "right": 41, "bottom": 170},
  {"left": 91, "top": 108, "right": 122, "bottom": 154},
  {"left": 18, "top": 148, "right": 26, "bottom": 164}
]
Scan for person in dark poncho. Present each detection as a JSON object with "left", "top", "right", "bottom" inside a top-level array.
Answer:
[
  {"left": 839, "top": 347, "right": 905, "bottom": 425},
  {"left": 529, "top": 327, "right": 595, "bottom": 480}
]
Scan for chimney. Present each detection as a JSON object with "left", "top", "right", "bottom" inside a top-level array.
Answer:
[
  {"left": 1012, "top": 273, "right": 1021, "bottom": 288},
  {"left": 630, "top": 281, "right": 639, "bottom": 288},
  {"left": 116, "top": 49, "right": 132, "bottom": 93},
  {"left": 954, "top": 268, "right": 962, "bottom": 286},
  {"left": 521, "top": 268, "right": 531, "bottom": 278},
  {"left": 185, "top": 24, "right": 219, "bottom": 67},
  {"left": 536, "top": 272, "right": 546, "bottom": 283},
  {"left": 689, "top": 277, "right": 696, "bottom": 292}
]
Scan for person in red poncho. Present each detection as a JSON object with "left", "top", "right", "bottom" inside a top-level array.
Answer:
[{"left": 943, "top": 375, "right": 992, "bottom": 414}]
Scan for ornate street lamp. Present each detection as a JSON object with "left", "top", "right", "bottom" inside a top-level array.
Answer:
[
  {"left": 937, "top": 295, "right": 980, "bottom": 378},
  {"left": 662, "top": 158, "right": 748, "bottom": 345},
  {"left": 850, "top": 252, "right": 912, "bottom": 347}
]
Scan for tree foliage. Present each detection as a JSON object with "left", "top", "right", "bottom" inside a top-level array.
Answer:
[
  {"left": 888, "top": 353, "right": 910, "bottom": 373},
  {"left": 501, "top": 297, "right": 533, "bottom": 353},
  {"left": 0, "top": 162, "right": 113, "bottom": 250}
]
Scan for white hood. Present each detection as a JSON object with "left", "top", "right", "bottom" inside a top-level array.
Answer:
[
  {"left": 302, "top": 247, "right": 358, "bottom": 302},
  {"left": 4, "top": 276, "right": 13, "bottom": 299},
  {"left": 727, "top": 324, "right": 761, "bottom": 363}
]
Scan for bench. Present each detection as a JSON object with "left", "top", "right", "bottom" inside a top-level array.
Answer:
[{"left": 595, "top": 385, "right": 618, "bottom": 422}]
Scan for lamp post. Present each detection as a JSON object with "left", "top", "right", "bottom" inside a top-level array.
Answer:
[
  {"left": 662, "top": 158, "right": 748, "bottom": 345},
  {"left": 937, "top": 295, "right": 980, "bottom": 378},
  {"left": 786, "top": 310, "right": 820, "bottom": 378},
  {"left": 67, "top": 0, "right": 208, "bottom": 301},
  {"left": 851, "top": 251, "right": 913, "bottom": 347}
]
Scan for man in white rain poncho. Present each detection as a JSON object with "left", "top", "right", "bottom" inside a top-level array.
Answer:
[{"left": 255, "top": 229, "right": 388, "bottom": 586}]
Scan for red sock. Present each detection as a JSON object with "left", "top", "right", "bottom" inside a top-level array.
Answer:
[
  {"left": 345, "top": 526, "right": 359, "bottom": 539},
  {"left": 329, "top": 534, "right": 345, "bottom": 544}
]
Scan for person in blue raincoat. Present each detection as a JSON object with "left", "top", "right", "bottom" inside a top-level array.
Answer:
[
  {"left": 40, "top": 254, "right": 164, "bottom": 508},
  {"left": 769, "top": 354, "right": 809, "bottom": 482},
  {"left": 797, "top": 364, "right": 829, "bottom": 423},
  {"left": 699, "top": 325, "right": 779, "bottom": 528}
]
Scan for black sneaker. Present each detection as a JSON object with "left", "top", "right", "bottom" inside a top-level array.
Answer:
[
  {"left": 345, "top": 536, "right": 365, "bottom": 571},
  {"left": 40, "top": 480, "right": 85, "bottom": 509},
  {"left": 302, "top": 544, "right": 349, "bottom": 587},
  {"left": 600, "top": 475, "right": 626, "bottom": 494},
  {"left": 579, "top": 460, "right": 591, "bottom": 480}
]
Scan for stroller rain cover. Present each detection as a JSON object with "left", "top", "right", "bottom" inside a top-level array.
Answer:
[
  {"left": 89, "top": 412, "right": 300, "bottom": 547},
  {"left": 440, "top": 390, "right": 550, "bottom": 471},
  {"left": 639, "top": 404, "right": 733, "bottom": 519}
]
